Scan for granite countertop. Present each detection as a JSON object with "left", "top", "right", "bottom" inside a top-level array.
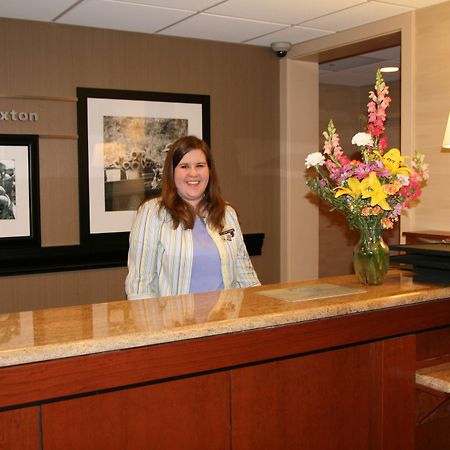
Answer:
[
  {"left": 416, "top": 362, "right": 450, "bottom": 394},
  {"left": 1, "top": 270, "right": 450, "bottom": 368}
]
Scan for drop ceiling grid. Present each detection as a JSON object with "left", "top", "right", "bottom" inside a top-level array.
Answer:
[
  {"left": 0, "top": 0, "right": 447, "bottom": 46},
  {"left": 56, "top": 0, "right": 195, "bottom": 34}
]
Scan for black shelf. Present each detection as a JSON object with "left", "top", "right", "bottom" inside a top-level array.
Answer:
[
  {"left": 390, "top": 243, "right": 450, "bottom": 284},
  {"left": 0, "top": 233, "right": 264, "bottom": 277}
]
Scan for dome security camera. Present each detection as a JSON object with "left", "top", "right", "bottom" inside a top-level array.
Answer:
[{"left": 270, "top": 42, "right": 292, "bottom": 57}]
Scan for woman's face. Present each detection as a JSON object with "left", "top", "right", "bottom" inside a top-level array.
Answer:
[{"left": 174, "top": 149, "right": 209, "bottom": 207}]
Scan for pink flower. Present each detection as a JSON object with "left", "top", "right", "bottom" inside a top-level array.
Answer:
[
  {"left": 325, "top": 159, "right": 339, "bottom": 177},
  {"left": 323, "top": 141, "right": 332, "bottom": 155},
  {"left": 332, "top": 135, "right": 340, "bottom": 147},
  {"left": 399, "top": 177, "right": 422, "bottom": 208},
  {"left": 366, "top": 71, "right": 392, "bottom": 146},
  {"left": 378, "top": 137, "right": 388, "bottom": 151},
  {"left": 334, "top": 149, "right": 351, "bottom": 166}
]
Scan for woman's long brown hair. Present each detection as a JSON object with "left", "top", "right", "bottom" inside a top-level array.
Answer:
[{"left": 160, "top": 136, "right": 226, "bottom": 230}]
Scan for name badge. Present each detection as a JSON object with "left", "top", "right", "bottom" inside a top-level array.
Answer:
[{"left": 219, "top": 227, "right": 235, "bottom": 241}]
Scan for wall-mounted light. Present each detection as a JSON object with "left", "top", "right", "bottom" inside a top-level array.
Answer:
[
  {"left": 380, "top": 66, "right": 399, "bottom": 73},
  {"left": 443, "top": 112, "right": 450, "bottom": 149}
]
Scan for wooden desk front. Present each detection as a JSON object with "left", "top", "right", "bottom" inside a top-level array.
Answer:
[{"left": 1, "top": 272, "right": 450, "bottom": 450}]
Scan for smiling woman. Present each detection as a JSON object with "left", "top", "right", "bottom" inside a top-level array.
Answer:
[
  {"left": 125, "top": 135, "right": 260, "bottom": 300},
  {"left": 174, "top": 149, "right": 209, "bottom": 208}
]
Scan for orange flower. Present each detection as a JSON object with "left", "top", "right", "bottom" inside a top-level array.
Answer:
[
  {"left": 393, "top": 179, "right": 403, "bottom": 191},
  {"left": 383, "top": 183, "right": 400, "bottom": 195},
  {"left": 382, "top": 218, "right": 394, "bottom": 229}
]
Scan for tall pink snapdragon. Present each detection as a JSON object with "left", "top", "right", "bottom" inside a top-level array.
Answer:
[
  {"left": 323, "top": 120, "right": 350, "bottom": 167},
  {"left": 367, "top": 70, "right": 391, "bottom": 152}
]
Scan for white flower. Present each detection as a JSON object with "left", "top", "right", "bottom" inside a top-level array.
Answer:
[
  {"left": 351, "top": 132, "right": 373, "bottom": 147},
  {"left": 305, "top": 152, "right": 325, "bottom": 168},
  {"left": 397, "top": 174, "right": 410, "bottom": 186}
]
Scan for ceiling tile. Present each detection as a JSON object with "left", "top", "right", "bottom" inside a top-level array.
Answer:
[
  {"left": 302, "top": 2, "right": 414, "bottom": 31},
  {"left": 159, "top": 12, "right": 286, "bottom": 43},
  {"left": 247, "top": 26, "right": 333, "bottom": 46},
  {"left": 380, "top": 0, "right": 448, "bottom": 7},
  {"left": 368, "top": 46, "right": 402, "bottom": 61},
  {"left": 117, "top": 0, "right": 220, "bottom": 11},
  {"left": 0, "top": 0, "right": 76, "bottom": 21},
  {"left": 0, "top": 0, "right": 441, "bottom": 49},
  {"left": 56, "top": 0, "right": 193, "bottom": 34},
  {"left": 319, "top": 46, "right": 401, "bottom": 86},
  {"left": 208, "top": 0, "right": 366, "bottom": 25}
]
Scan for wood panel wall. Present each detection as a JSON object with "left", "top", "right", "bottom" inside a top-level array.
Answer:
[
  {"left": 0, "top": 18, "right": 280, "bottom": 313},
  {"left": 414, "top": 2, "right": 450, "bottom": 231}
]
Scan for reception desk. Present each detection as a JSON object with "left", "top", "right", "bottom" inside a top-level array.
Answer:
[{"left": 1, "top": 271, "right": 450, "bottom": 450}]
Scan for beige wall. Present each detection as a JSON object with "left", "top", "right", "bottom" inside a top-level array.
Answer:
[
  {"left": 280, "top": 59, "right": 319, "bottom": 282},
  {"left": 286, "top": 2, "right": 449, "bottom": 278},
  {"left": 0, "top": 18, "right": 280, "bottom": 313},
  {"left": 414, "top": 2, "right": 450, "bottom": 231},
  {"left": 318, "top": 83, "right": 361, "bottom": 278},
  {"left": 318, "top": 83, "right": 362, "bottom": 277},
  {"left": 282, "top": 12, "right": 415, "bottom": 281},
  {"left": 1, "top": 1, "right": 447, "bottom": 312}
]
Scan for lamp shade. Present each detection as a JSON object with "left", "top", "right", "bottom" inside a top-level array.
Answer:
[{"left": 443, "top": 113, "right": 450, "bottom": 149}]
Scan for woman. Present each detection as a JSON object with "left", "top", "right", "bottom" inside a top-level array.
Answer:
[{"left": 125, "top": 135, "right": 260, "bottom": 300}]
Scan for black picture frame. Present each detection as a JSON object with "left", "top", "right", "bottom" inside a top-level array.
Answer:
[
  {"left": 0, "top": 134, "right": 40, "bottom": 249},
  {"left": 77, "top": 87, "right": 210, "bottom": 248}
]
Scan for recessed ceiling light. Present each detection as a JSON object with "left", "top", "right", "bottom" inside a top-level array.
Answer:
[{"left": 380, "top": 66, "right": 399, "bottom": 73}]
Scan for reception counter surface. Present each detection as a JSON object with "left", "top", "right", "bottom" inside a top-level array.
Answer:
[
  {"left": 1, "top": 270, "right": 450, "bottom": 367},
  {"left": 1, "top": 271, "right": 450, "bottom": 450}
]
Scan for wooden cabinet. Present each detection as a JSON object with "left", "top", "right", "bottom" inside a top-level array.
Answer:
[
  {"left": 232, "top": 336, "right": 415, "bottom": 450},
  {"left": 1, "top": 294, "right": 450, "bottom": 449},
  {"left": 403, "top": 230, "right": 450, "bottom": 244},
  {"left": 415, "top": 326, "right": 450, "bottom": 450},
  {"left": 42, "top": 372, "right": 230, "bottom": 450},
  {"left": 0, "top": 407, "right": 40, "bottom": 450},
  {"left": 232, "top": 343, "right": 373, "bottom": 450},
  {"left": 36, "top": 337, "right": 416, "bottom": 450}
]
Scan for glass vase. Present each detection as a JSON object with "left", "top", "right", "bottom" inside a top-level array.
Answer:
[{"left": 353, "top": 223, "right": 389, "bottom": 285}]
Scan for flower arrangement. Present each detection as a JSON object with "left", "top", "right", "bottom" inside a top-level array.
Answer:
[{"left": 305, "top": 69, "right": 428, "bottom": 284}]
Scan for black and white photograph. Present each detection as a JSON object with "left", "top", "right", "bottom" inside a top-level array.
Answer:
[
  {"left": 0, "top": 134, "right": 40, "bottom": 247},
  {"left": 0, "top": 159, "right": 15, "bottom": 220},
  {"left": 103, "top": 116, "right": 188, "bottom": 212},
  {"left": 77, "top": 87, "right": 210, "bottom": 245}
]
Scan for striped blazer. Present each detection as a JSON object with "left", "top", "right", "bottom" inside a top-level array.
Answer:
[{"left": 125, "top": 198, "right": 260, "bottom": 300}]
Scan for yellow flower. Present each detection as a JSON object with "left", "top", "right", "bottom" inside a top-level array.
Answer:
[
  {"left": 360, "top": 172, "right": 391, "bottom": 210},
  {"left": 380, "top": 148, "right": 412, "bottom": 176},
  {"left": 334, "top": 177, "right": 362, "bottom": 199}
]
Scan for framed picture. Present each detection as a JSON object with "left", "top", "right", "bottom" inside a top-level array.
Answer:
[
  {"left": 0, "top": 134, "right": 40, "bottom": 248},
  {"left": 77, "top": 87, "right": 210, "bottom": 246}
]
